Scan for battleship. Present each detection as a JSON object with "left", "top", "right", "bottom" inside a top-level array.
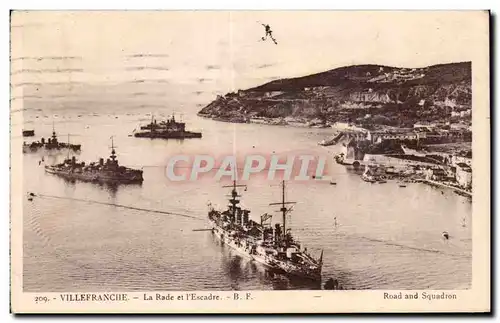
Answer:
[
  {"left": 134, "top": 114, "right": 202, "bottom": 139},
  {"left": 44, "top": 137, "right": 143, "bottom": 184},
  {"left": 23, "top": 126, "right": 81, "bottom": 153},
  {"left": 208, "top": 180, "right": 323, "bottom": 281}
]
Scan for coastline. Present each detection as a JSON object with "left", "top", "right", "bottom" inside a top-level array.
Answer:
[
  {"left": 197, "top": 113, "right": 329, "bottom": 129},
  {"left": 199, "top": 112, "right": 472, "bottom": 201},
  {"left": 417, "top": 179, "right": 472, "bottom": 197}
]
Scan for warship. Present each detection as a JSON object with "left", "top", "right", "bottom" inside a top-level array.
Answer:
[
  {"left": 208, "top": 180, "right": 323, "bottom": 281},
  {"left": 134, "top": 114, "right": 202, "bottom": 139},
  {"left": 22, "top": 129, "right": 35, "bottom": 137},
  {"left": 44, "top": 137, "right": 143, "bottom": 184},
  {"left": 23, "top": 126, "right": 81, "bottom": 153}
]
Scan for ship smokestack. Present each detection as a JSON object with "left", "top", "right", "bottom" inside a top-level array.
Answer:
[
  {"left": 275, "top": 224, "right": 281, "bottom": 242},
  {"left": 236, "top": 208, "right": 243, "bottom": 225},
  {"left": 99, "top": 158, "right": 104, "bottom": 166},
  {"left": 72, "top": 156, "right": 76, "bottom": 165}
]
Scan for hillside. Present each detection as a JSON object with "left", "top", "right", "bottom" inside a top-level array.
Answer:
[{"left": 198, "top": 62, "right": 471, "bottom": 128}]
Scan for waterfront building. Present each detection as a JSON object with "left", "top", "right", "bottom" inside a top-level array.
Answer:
[
  {"left": 425, "top": 168, "right": 447, "bottom": 181},
  {"left": 455, "top": 163, "right": 472, "bottom": 189},
  {"left": 341, "top": 139, "right": 365, "bottom": 161},
  {"left": 366, "top": 129, "right": 426, "bottom": 144}
]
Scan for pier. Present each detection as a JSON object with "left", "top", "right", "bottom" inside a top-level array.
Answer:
[{"left": 417, "top": 179, "right": 472, "bottom": 197}]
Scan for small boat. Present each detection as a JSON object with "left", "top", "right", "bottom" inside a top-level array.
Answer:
[
  {"left": 361, "top": 166, "right": 377, "bottom": 183},
  {"left": 399, "top": 184, "right": 407, "bottom": 188},
  {"left": 330, "top": 181, "right": 337, "bottom": 185}
]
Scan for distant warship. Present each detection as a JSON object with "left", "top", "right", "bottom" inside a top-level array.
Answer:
[
  {"left": 208, "top": 180, "right": 323, "bottom": 281},
  {"left": 23, "top": 126, "right": 81, "bottom": 153},
  {"left": 22, "top": 129, "right": 35, "bottom": 137},
  {"left": 134, "top": 114, "right": 202, "bottom": 139},
  {"left": 45, "top": 137, "right": 143, "bottom": 184}
]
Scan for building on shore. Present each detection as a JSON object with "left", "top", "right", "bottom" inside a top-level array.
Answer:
[
  {"left": 364, "top": 154, "right": 437, "bottom": 172},
  {"left": 366, "top": 129, "right": 427, "bottom": 144},
  {"left": 413, "top": 122, "right": 438, "bottom": 131},
  {"left": 451, "top": 154, "right": 472, "bottom": 167},
  {"left": 263, "top": 91, "right": 284, "bottom": 98},
  {"left": 331, "top": 122, "right": 368, "bottom": 133},
  {"left": 455, "top": 163, "right": 472, "bottom": 189},
  {"left": 341, "top": 139, "right": 366, "bottom": 162},
  {"left": 425, "top": 168, "right": 448, "bottom": 181}
]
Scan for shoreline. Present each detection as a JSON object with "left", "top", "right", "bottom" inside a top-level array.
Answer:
[
  {"left": 334, "top": 155, "right": 472, "bottom": 199},
  {"left": 417, "top": 179, "right": 472, "bottom": 197},
  {"left": 197, "top": 113, "right": 330, "bottom": 129}
]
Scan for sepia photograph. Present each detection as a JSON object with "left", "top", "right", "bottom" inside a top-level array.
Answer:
[{"left": 9, "top": 10, "right": 490, "bottom": 313}]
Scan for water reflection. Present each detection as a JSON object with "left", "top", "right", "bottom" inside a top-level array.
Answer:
[{"left": 214, "top": 234, "right": 323, "bottom": 290}]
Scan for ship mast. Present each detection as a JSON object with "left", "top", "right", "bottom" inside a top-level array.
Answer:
[
  {"left": 222, "top": 180, "right": 246, "bottom": 220},
  {"left": 66, "top": 133, "right": 70, "bottom": 159},
  {"left": 110, "top": 136, "right": 117, "bottom": 162},
  {"left": 151, "top": 113, "right": 155, "bottom": 133},
  {"left": 270, "top": 180, "right": 296, "bottom": 242},
  {"left": 52, "top": 121, "right": 57, "bottom": 141}
]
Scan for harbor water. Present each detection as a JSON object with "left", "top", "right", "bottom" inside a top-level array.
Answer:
[{"left": 19, "top": 111, "right": 472, "bottom": 291}]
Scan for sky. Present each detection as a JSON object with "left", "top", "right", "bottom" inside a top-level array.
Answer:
[{"left": 10, "top": 11, "right": 488, "bottom": 111}]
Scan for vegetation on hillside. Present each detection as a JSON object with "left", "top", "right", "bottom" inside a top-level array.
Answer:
[{"left": 198, "top": 62, "right": 472, "bottom": 128}]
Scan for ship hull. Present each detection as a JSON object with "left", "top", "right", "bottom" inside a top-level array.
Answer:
[
  {"left": 134, "top": 131, "right": 202, "bottom": 139},
  {"left": 210, "top": 221, "right": 321, "bottom": 281},
  {"left": 210, "top": 223, "right": 281, "bottom": 272},
  {"left": 23, "top": 144, "right": 81, "bottom": 153},
  {"left": 252, "top": 251, "right": 321, "bottom": 282},
  {"left": 250, "top": 253, "right": 284, "bottom": 273},
  {"left": 45, "top": 167, "right": 143, "bottom": 184},
  {"left": 211, "top": 226, "right": 255, "bottom": 261},
  {"left": 271, "top": 259, "right": 322, "bottom": 282}
]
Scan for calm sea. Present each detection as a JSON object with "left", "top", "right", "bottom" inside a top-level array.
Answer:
[{"left": 19, "top": 112, "right": 471, "bottom": 291}]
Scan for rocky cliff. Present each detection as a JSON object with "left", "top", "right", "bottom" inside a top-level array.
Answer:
[{"left": 198, "top": 62, "right": 471, "bottom": 128}]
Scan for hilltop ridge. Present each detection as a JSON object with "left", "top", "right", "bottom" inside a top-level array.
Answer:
[{"left": 198, "top": 62, "right": 471, "bottom": 128}]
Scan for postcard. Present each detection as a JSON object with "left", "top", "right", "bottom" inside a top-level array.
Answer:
[{"left": 10, "top": 10, "right": 490, "bottom": 313}]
